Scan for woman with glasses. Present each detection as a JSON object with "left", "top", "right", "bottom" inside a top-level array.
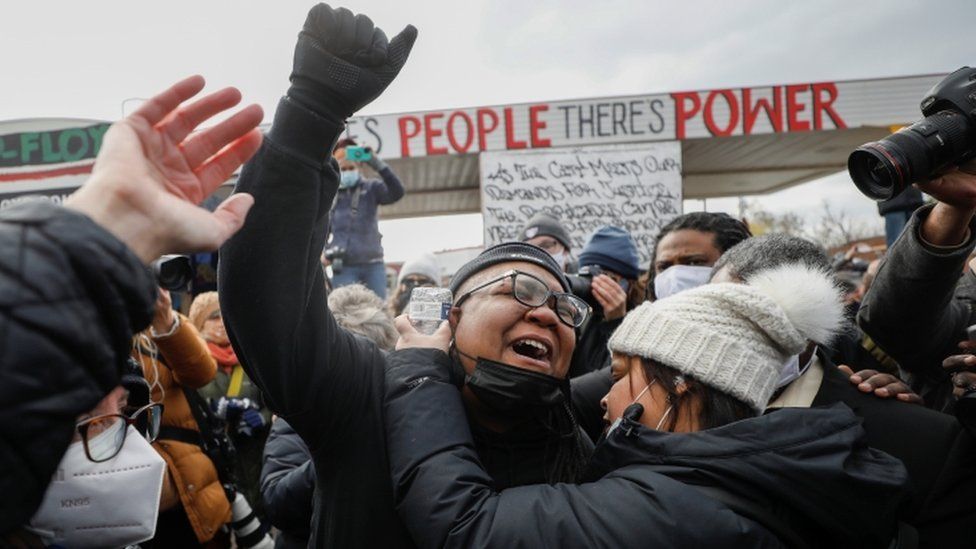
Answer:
[
  {"left": 191, "top": 291, "right": 271, "bottom": 526},
  {"left": 132, "top": 288, "right": 232, "bottom": 548},
  {"left": 21, "top": 385, "right": 167, "bottom": 548},
  {"left": 385, "top": 263, "right": 912, "bottom": 548}
]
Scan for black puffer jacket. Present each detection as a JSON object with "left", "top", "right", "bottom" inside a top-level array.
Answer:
[
  {"left": 261, "top": 418, "right": 314, "bottom": 549},
  {"left": 385, "top": 348, "right": 912, "bottom": 549},
  {"left": 0, "top": 202, "right": 155, "bottom": 534}
]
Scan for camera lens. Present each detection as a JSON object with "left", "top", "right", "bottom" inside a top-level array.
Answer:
[
  {"left": 849, "top": 110, "right": 974, "bottom": 201},
  {"left": 848, "top": 145, "right": 904, "bottom": 200},
  {"left": 152, "top": 255, "right": 193, "bottom": 291}
]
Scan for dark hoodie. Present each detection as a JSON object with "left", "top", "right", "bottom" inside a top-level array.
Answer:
[{"left": 384, "top": 348, "right": 912, "bottom": 549}]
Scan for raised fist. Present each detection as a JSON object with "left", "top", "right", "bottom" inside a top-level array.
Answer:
[{"left": 289, "top": 4, "right": 418, "bottom": 121}]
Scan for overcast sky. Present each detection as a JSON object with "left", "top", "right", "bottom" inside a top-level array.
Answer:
[{"left": 2, "top": 0, "right": 973, "bottom": 260}]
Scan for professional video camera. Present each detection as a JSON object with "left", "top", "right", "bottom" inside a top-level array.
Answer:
[
  {"left": 151, "top": 254, "right": 193, "bottom": 291},
  {"left": 849, "top": 66, "right": 976, "bottom": 200}
]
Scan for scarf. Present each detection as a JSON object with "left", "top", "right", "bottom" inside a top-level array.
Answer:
[{"left": 207, "top": 341, "right": 238, "bottom": 371}]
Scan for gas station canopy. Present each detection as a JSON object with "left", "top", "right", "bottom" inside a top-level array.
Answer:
[{"left": 0, "top": 73, "right": 944, "bottom": 215}]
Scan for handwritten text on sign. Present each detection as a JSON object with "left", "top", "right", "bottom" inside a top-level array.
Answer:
[{"left": 480, "top": 143, "right": 682, "bottom": 265}]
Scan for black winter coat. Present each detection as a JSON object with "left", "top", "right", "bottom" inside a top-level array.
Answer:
[
  {"left": 384, "top": 348, "right": 912, "bottom": 549},
  {"left": 260, "top": 418, "right": 313, "bottom": 549},
  {"left": 219, "top": 97, "right": 584, "bottom": 548},
  {"left": 0, "top": 202, "right": 155, "bottom": 534},
  {"left": 571, "top": 354, "right": 976, "bottom": 547},
  {"left": 567, "top": 313, "right": 619, "bottom": 378},
  {"left": 877, "top": 187, "right": 924, "bottom": 215},
  {"left": 813, "top": 354, "right": 976, "bottom": 548}
]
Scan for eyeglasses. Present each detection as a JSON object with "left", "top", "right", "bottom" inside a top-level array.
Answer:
[
  {"left": 455, "top": 269, "right": 591, "bottom": 328},
  {"left": 531, "top": 238, "right": 563, "bottom": 253},
  {"left": 75, "top": 402, "right": 164, "bottom": 463},
  {"left": 401, "top": 276, "right": 436, "bottom": 291}
]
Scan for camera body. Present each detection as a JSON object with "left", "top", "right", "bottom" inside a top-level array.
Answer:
[
  {"left": 151, "top": 254, "right": 193, "bottom": 291},
  {"left": 849, "top": 66, "right": 976, "bottom": 200},
  {"left": 566, "top": 264, "right": 605, "bottom": 313},
  {"left": 345, "top": 146, "right": 373, "bottom": 162},
  {"left": 324, "top": 246, "right": 347, "bottom": 274}
]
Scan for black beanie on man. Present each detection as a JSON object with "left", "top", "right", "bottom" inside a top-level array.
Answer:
[
  {"left": 450, "top": 242, "right": 570, "bottom": 296},
  {"left": 520, "top": 212, "right": 573, "bottom": 251}
]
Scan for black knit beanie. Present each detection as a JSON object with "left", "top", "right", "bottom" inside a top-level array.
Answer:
[
  {"left": 521, "top": 212, "right": 573, "bottom": 251},
  {"left": 450, "top": 242, "right": 571, "bottom": 296}
]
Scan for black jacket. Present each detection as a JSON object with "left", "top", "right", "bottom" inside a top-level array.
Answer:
[
  {"left": 813, "top": 355, "right": 976, "bottom": 548},
  {"left": 0, "top": 202, "right": 155, "bottom": 534},
  {"left": 260, "top": 418, "right": 314, "bottom": 549},
  {"left": 219, "top": 97, "right": 574, "bottom": 548},
  {"left": 858, "top": 204, "right": 976, "bottom": 410},
  {"left": 384, "top": 348, "right": 911, "bottom": 549},
  {"left": 877, "top": 187, "right": 924, "bottom": 215},
  {"left": 571, "top": 353, "right": 976, "bottom": 547},
  {"left": 567, "top": 313, "right": 619, "bottom": 378},
  {"left": 570, "top": 365, "right": 614, "bottom": 441}
]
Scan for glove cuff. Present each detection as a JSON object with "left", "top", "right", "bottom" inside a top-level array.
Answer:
[
  {"left": 270, "top": 96, "right": 345, "bottom": 166},
  {"left": 367, "top": 157, "right": 388, "bottom": 172}
]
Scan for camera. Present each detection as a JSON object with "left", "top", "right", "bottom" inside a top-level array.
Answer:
[
  {"left": 226, "top": 488, "right": 274, "bottom": 548},
  {"left": 849, "top": 66, "right": 976, "bottom": 200},
  {"left": 345, "top": 146, "right": 373, "bottom": 162},
  {"left": 152, "top": 254, "right": 193, "bottom": 291},
  {"left": 324, "top": 246, "right": 347, "bottom": 274},
  {"left": 566, "top": 264, "right": 605, "bottom": 311}
]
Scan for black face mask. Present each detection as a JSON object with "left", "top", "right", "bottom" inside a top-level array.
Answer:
[{"left": 466, "top": 357, "right": 570, "bottom": 419}]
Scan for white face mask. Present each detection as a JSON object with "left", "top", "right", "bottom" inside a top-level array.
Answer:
[
  {"left": 654, "top": 265, "right": 714, "bottom": 300},
  {"left": 27, "top": 425, "right": 166, "bottom": 548},
  {"left": 777, "top": 348, "right": 817, "bottom": 388},
  {"left": 549, "top": 251, "right": 567, "bottom": 269}
]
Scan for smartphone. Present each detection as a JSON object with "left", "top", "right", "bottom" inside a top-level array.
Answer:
[{"left": 345, "top": 146, "right": 372, "bottom": 162}]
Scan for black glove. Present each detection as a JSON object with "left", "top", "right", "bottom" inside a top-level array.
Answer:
[
  {"left": 289, "top": 4, "right": 418, "bottom": 122},
  {"left": 364, "top": 146, "right": 388, "bottom": 171}
]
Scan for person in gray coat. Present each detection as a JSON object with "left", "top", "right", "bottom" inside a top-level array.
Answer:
[{"left": 857, "top": 160, "right": 976, "bottom": 412}]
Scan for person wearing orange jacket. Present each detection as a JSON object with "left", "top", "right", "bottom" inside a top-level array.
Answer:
[
  {"left": 133, "top": 288, "right": 231, "bottom": 547},
  {"left": 191, "top": 291, "right": 271, "bottom": 521}
]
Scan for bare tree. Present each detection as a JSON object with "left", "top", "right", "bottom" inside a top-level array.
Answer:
[
  {"left": 738, "top": 198, "right": 807, "bottom": 237},
  {"left": 810, "top": 201, "right": 878, "bottom": 249}
]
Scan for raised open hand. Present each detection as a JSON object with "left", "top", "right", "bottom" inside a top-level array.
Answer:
[
  {"left": 290, "top": 4, "right": 418, "bottom": 121},
  {"left": 66, "top": 75, "right": 263, "bottom": 263}
]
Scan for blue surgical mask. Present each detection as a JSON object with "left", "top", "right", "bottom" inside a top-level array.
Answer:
[
  {"left": 654, "top": 265, "right": 713, "bottom": 300},
  {"left": 777, "top": 347, "right": 817, "bottom": 388},
  {"left": 339, "top": 170, "right": 360, "bottom": 189}
]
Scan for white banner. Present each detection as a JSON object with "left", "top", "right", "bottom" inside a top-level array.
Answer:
[
  {"left": 480, "top": 142, "right": 683, "bottom": 265},
  {"left": 345, "top": 73, "right": 944, "bottom": 159}
]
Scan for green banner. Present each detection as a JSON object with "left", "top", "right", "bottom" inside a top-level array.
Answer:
[{"left": 0, "top": 123, "right": 110, "bottom": 168}]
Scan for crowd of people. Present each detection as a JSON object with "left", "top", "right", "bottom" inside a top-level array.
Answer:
[{"left": 2, "top": 3, "right": 976, "bottom": 549}]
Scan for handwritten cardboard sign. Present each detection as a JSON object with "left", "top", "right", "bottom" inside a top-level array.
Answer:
[{"left": 480, "top": 142, "right": 682, "bottom": 265}]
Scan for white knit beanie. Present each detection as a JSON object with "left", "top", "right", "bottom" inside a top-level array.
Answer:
[
  {"left": 608, "top": 264, "right": 844, "bottom": 411},
  {"left": 397, "top": 253, "right": 441, "bottom": 286}
]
